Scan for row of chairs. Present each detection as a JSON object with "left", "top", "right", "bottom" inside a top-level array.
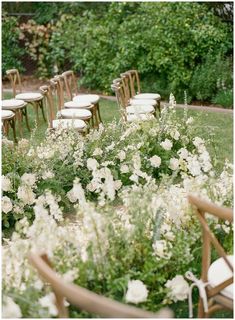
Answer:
[
  {"left": 2, "top": 69, "right": 103, "bottom": 141},
  {"left": 28, "top": 195, "right": 233, "bottom": 318},
  {"left": 111, "top": 70, "right": 161, "bottom": 122}
]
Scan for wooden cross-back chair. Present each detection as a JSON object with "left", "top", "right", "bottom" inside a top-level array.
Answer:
[
  {"left": 111, "top": 79, "right": 155, "bottom": 123},
  {"left": 29, "top": 252, "right": 173, "bottom": 318},
  {"left": 39, "top": 84, "right": 87, "bottom": 133},
  {"left": 1, "top": 110, "right": 17, "bottom": 142},
  {"left": 125, "top": 70, "right": 161, "bottom": 114},
  {"left": 62, "top": 70, "right": 102, "bottom": 126},
  {"left": 6, "top": 68, "right": 46, "bottom": 123},
  {"left": 188, "top": 194, "right": 233, "bottom": 318},
  {"left": 50, "top": 76, "right": 93, "bottom": 127}
]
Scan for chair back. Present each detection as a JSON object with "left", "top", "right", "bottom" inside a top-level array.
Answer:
[
  {"left": 62, "top": 70, "right": 78, "bottom": 101},
  {"left": 120, "top": 72, "right": 132, "bottom": 102},
  {"left": 50, "top": 76, "right": 65, "bottom": 111},
  {"left": 29, "top": 252, "right": 173, "bottom": 318},
  {"left": 6, "top": 68, "right": 23, "bottom": 97},
  {"left": 125, "top": 70, "right": 141, "bottom": 97},
  {"left": 39, "top": 84, "right": 56, "bottom": 128},
  {"left": 188, "top": 194, "right": 233, "bottom": 296},
  {"left": 111, "top": 80, "right": 128, "bottom": 121}
]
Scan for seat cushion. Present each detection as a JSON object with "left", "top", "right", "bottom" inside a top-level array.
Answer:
[
  {"left": 129, "top": 98, "right": 157, "bottom": 106},
  {"left": 2, "top": 99, "right": 25, "bottom": 109},
  {"left": 64, "top": 101, "right": 93, "bottom": 109},
  {"left": 73, "top": 94, "right": 100, "bottom": 104},
  {"left": 127, "top": 113, "right": 155, "bottom": 122},
  {"left": 208, "top": 255, "right": 233, "bottom": 299},
  {"left": 127, "top": 105, "right": 154, "bottom": 114},
  {"left": 134, "top": 93, "right": 161, "bottom": 100},
  {"left": 2, "top": 110, "right": 15, "bottom": 119},
  {"left": 59, "top": 108, "right": 92, "bottom": 119},
  {"left": 15, "top": 92, "right": 43, "bottom": 101},
  {"left": 52, "top": 119, "right": 86, "bottom": 130}
]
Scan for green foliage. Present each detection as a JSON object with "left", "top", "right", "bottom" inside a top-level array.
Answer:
[
  {"left": 212, "top": 90, "right": 233, "bottom": 109},
  {"left": 2, "top": 13, "right": 25, "bottom": 75}
]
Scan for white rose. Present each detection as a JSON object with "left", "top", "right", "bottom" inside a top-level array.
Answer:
[
  {"left": 92, "top": 148, "right": 103, "bottom": 156},
  {"left": 129, "top": 174, "right": 139, "bottom": 184},
  {"left": 2, "top": 176, "right": 12, "bottom": 192},
  {"left": 2, "top": 296, "right": 22, "bottom": 318},
  {"left": 17, "top": 186, "right": 36, "bottom": 205},
  {"left": 114, "top": 180, "right": 122, "bottom": 190},
  {"left": 42, "top": 171, "right": 55, "bottom": 179},
  {"left": 2, "top": 196, "right": 13, "bottom": 213},
  {"left": 120, "top": 164, "right": 129, "bottom": 173},
  {"left": 67, "top": 189, "right": 77, "bottom": 203},
  {"left": 177, "top": 148, "right": 188, "bottom": 159},
  {"left": 165, "top": 275, "right": 189, "bottom": 302},
  {"left": 169, "top": 158, "right": 179, "bottom": 170},
  {"left": 21, "top": 173, "right": 36, "bottom": 186},
  {"left": 149, "top": 155, "right": 161, "bottom": 168},
  {"left": 170, "top": 130, "right": 180, "bottom": 140},
  {"left": 117, "top": 150, "right": 126, "bottom": 161},
  {"left": 193, "top": 137, "right": 204, "bottom": 148},
  {"left": 126, "top": 280, "right": 148, "bottom": 304},
  {"left": 87, "top": 158, "right": 99, "bottom": 171},
  {"left": 160, "top": 139, "right": 173, "bottom": 151}
]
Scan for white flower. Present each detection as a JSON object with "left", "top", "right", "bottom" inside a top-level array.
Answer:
[
  {"left": 129, "top": 174, "right": 139, "bottom": 184},
  {"left": 177, "top": 148, "right": 188, "bottom": 159},
  {"left": 125, "top": 280, "right": 148, "bottom": 304},
  {"left": 193, "top": 137, "right": 204, "bottom": 148},
  {"left": 2, "top": 196, "right": 13, "bottom": 213},
  {"left": 87, "top": 158, "right": 99, "bottom": 171},
  {"left": 160, "top": 139, "right": 173, "bottom": 151},
  {"left": 165, "top": 275, "right": 189, "bottom": 302},
  {"left": 170, "top": 130, "right": 180, "bottom": 140},
  {"left": 39, "top": 292, "right": 58, "bottom": 316},
  {"left": 169, "top": 158, "right": 179, "bottom": 170},
  {"left": 106, "top": 142, "right": 115, "bottom": 151},
  {"left": 17, "top": 186, "right": 36, "bottom": 205},
  {"left": 114, "top": 180, "right": 122, "bottom": 190},
  {"left": 92, "top": 148, "right": 103, "bottom": 156},
  {"left": 149, "top": 155, "right": 161, "bottom": 168},
  {"left": 2, "top": 296, "right": 22, "bottom": 318},
  {"left": 42, "top": 171, "right": 55, "bottom": 179},
  {"left": 186, "top": 117, "right": 194, "bottom": 125},
  {"left": 21, "top": 173, "right": 36, "bottom": 186},
  {"left": 120, "top": 164, "right": 129, "bottom": 174},
  {"left": 63, "top": 269, "right": 78, "bottom": 283},
  {"left": 2, "top": 176, "right": 12, "bottom": 192},
  {"left": 117, "top": 150, "right": 126, "bottom": 161},
  {"left": 152, "top": 240, "right": 171, "bottom": 259}
]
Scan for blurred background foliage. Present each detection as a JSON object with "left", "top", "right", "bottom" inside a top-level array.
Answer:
[{"left": 2, "top": 2, "right": 233, "bottom": 107}]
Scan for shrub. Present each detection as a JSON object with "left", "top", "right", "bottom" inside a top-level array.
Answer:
[
  {"left": 212, "top": 89, "right": 233, "bottom": 109},
  {"left": 2, "top": 13, "right": 25, "bottom": 75}
]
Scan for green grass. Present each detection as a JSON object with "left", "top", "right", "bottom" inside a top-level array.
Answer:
[{"left": 3, "top": 92, "right": 233, "bottom": 172}]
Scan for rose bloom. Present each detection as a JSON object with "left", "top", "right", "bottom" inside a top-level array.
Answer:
[
  {"left": 2, "top": 296, "right": 22, "bottom": 318},
  {"left": 17, "top": 185, "right": 36, "bottom": 205},
  {"left": 87, "top": 158, "right": 99, "bottom": 171},
  {"left": 165, "top": 275, "right": 189, "bottom": 302},
  {"left": 120, "top": 164, "right": 129, "bottom": 174},
  {"left": 169, "top": 158, "right": 179, "bottom": 170},
  {"left": 149, "top": 155, "right": 161, "bottom": 168},
  {"left": 117, "top": 150, "right": 126, "bottom": 161},
  {"left": 126, "top": 280, "right": 148, "bottom": 304},
  {"left": 2, "top": 196, "right": 13, "bottom": 213},
  {"left": 160, "top": 139, "right": 173, "bottom": 151},
  {"left": 21, "top": 173, "right": 36, "bottom": 186},
  {"left": 1, "top": 175, "right": 11, "bottom": 192}
]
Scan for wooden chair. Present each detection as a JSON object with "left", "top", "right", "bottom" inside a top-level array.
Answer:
[
  {"left": 188, "top": 194, "right": 233, "bottom": 318},
  {"left": 29, "top": 252, "right": 173, "bottom": 318},
  {"left": 39, "top": 84, "right": 87, "bottom": 133},
  {"left": 1, "top": 110, "right": 17, "bottom": 142},
  {"left": 50, "top": 76, "right": 93, "bottom": 128},
  {"left": 1, "top": 99, "right": 30, "bottom": 137},
  {"left": 6, "top": 68, "right": 46, "bottom": 123},
  {"left": 111, "top": 79, "right": 154, "bottom": 122},
  {"left": 124, "top": 70, "right": 161, "bottom": 114},
  {"left": 62, "top": 70, "right": 101, "bottom": 127}
]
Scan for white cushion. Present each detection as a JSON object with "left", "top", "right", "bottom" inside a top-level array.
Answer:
[
  {"left": 127, "top": 113, "right": 155, "bottom": 122},
  {"left": 59, "top": 108, "right": 92, "bottom": 119},
  {"left": 134, "top": 93, "right": 161, "bottom": 100},
  {"left": 64, "top": 101, "right": 92, "bottom": 108},
  {"left": 208, "top": 255, "right": 233, "bottom": 299},
  {"left": 130, "top": 98, "right": 157, "bottom": 106},
  {"left": 52, "top": 119, "right": 86, "bottom": 130},
  {"left": 2, "top": 99, "right": 25, "bottom": 108},
  {"left": 127, "top": 105, "right": 154, "bottom": 114},
  {"left": 73, "top": 94, "right": 100, "bottom": 104},
  {"left": 15, "top": 92, "right": 43, "bottom": 101},
  {"left": 2, "top": 110, "right": 15, "bottom": 119}
]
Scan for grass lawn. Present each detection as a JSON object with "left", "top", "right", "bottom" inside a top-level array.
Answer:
[{"left": 3, "top": 92, "right": 233, "bottom": 172}]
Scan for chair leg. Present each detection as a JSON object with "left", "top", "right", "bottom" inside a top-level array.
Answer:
[
  {"left": 198, "top": 297, "right": 206, "bottom": 318},
  {"left": 94, "top": 105, "right": 99, "bottom": 129},
  {"left": 22, "top": 106, "right": 31, "bottom": 132},
  {"left": 96, "top": 102, "right": 102, "bottom": 123},
  {"left": 157, "top": 100, "right": 161, "bottom": 114},
  {"left": 39, "top": 99, "right": 47, "bottom": 122},
  {"left": 16, "top": 109, "right": 23, "bottom": 137},
  {"left": 10, "top": 118, "right": 18, "bottom": 143}
]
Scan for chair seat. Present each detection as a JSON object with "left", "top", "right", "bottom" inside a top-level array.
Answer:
[
  {"left": 129, "top": 98, "right": 157, "bottom": 106},
  {"left": 52, "top": 119, "right": 86, "bottom": 130},
  {"left": 15, "top": 92, "right": 43, "bottom": 101},
  {"left": 1, "top": 110, "right": 15, "bottom": 120},
  {"left": 64, "top": 101, "right": 93, "bottom": 109},
  {"left": 127, "top": 113, "right": 155, "bottom": 122},
  {"left": 134, "top": 93, "right": 161, "bottom": 100},
  {"left": 73, "top": 94, "right": 100, "bottom": 104},
  {"left": 127, "top": 105, "right": 154, "bottom": 114},
  {"left": 208, "top": 255, "right": 233, "bottom": 299},
  {"left": 58, "top": 108, "right": 92, "bottom": 120},
  {"left": 2, "top": 99, "right": 25, "bottom": 109}
]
